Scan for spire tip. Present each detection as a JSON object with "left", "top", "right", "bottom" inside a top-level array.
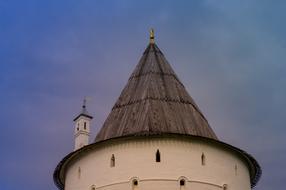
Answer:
[
  {"left": 82, "top": 98, "right": 87, "bottom": 109},
  {"left": 150, "top": 28, "right": 155, "bottom": 44}
]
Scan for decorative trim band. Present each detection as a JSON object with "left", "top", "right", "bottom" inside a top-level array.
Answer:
[{"left": 95, "top": 178, "right": 223, "bottom": 189}]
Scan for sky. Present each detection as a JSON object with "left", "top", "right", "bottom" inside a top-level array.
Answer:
[{"left": 0, "top": 0, "right": 285, "bottom": 189}]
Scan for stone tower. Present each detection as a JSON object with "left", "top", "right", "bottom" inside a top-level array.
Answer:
[{"left": 54, "top": 31, "right": 261, "bottom": 190}]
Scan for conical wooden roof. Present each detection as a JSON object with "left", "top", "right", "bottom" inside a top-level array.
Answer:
[{"left": 95, "top": 42, "right": 217, "bottom": 142}]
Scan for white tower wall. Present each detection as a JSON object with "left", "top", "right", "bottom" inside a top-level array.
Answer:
[{"left": 64, "top": 138, "right": 251, "bottom": 190}]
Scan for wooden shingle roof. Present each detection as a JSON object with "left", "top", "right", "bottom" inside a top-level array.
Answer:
[{"left": 95, "top": 41, "right": 217, "bottom": 142}]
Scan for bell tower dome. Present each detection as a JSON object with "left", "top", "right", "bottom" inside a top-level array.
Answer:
[{"left": 73, "top": 99, "right": 93, "bottom": 151}]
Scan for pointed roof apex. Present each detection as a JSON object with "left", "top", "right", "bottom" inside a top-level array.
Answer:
[
  {"left": 95, "top": 40, "right": 218, "bottom": 142},
  {"left": 73, "top": 98, "right": 93, "bottom": 121},
  {"left": 150, "top": 28, "right": 155, "bottom": 44}
]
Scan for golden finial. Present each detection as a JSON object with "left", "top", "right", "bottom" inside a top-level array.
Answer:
[{"left": 150, "top": 28, "right": 155, "bottom": 44}]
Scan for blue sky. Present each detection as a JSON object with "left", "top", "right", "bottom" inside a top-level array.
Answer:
[{"left": 0, "top": 1, "right": 285, "bottom": 189}]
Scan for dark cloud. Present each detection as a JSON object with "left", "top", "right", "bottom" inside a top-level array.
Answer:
[{"left": 0, "top": 1, "right": 285, "bottom": 189}]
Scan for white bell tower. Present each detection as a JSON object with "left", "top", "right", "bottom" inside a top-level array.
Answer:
[{"left": 73, "top": 99, "right": 93, "bottom": 151}]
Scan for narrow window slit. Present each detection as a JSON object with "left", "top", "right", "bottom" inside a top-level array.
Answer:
[
  {"left": 156, "top": 149, "right": 161, "bottom": 162},
  {"left": 201, "top": 153, "right": 205, "bottom": 165},
  {"left": 110, "top": 154, "right": 115, "bottom": 167},
  {"left": 78, "top": 167, "right": 81, "bottom": 179}
]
